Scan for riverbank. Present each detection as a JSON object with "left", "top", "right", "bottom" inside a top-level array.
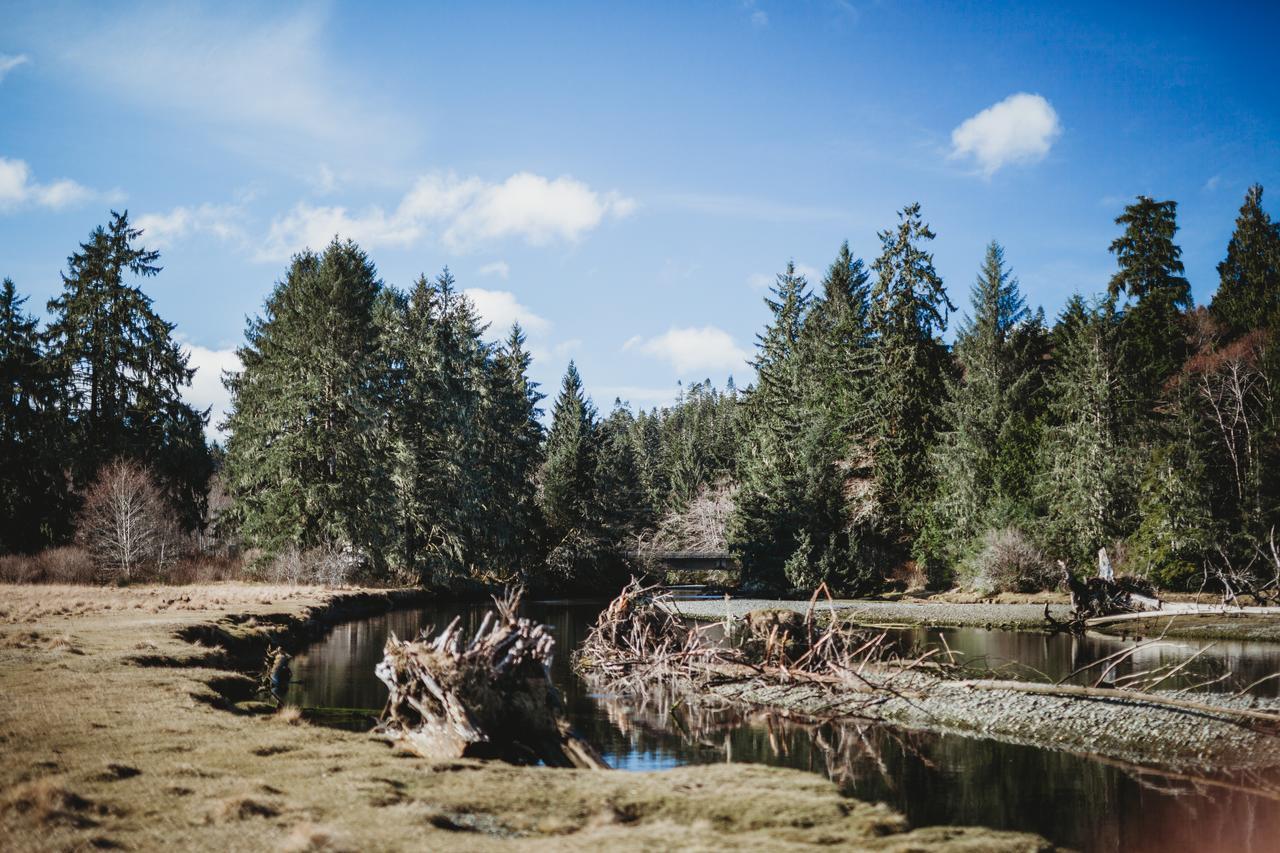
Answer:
[
  {"left": 667, "top": 595, "right": 1073, "bottom": 629},
  {"left": 0, "top": 583, "right": 1054, "bottom": 851},
  {"left": 668, "top": 594, "right": 1280, "bottom": 640},
  {"left": 656, "top": 595, "right": 1280, "bottom": 776}
]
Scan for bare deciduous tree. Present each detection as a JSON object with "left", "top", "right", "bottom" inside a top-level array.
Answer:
[{"left": 76, "top": 459, "right": 178, "bottom": 581}]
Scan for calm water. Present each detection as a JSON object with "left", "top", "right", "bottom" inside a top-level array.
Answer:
[{"left": 286, "top": 600, "right": 1280, "bottom": 853}]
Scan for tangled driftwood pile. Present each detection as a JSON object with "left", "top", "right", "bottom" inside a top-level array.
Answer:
[{"left": 375, "top": 590, "right": 606, "bottom": 768}]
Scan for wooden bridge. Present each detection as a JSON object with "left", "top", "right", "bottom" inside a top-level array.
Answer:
[{"left": 629, "top": 550, "right": 740, "bottom": 585}]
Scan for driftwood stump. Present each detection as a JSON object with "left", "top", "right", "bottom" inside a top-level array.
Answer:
[{"left": 374, "top": 591, "right": 607, "bottom": 769}]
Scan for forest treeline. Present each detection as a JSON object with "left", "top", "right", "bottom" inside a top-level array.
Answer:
[{"left": 1, "top": 187, "right": 1277, "bottom": 594}]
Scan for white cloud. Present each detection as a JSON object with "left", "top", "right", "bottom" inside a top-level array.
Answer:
[
  {"left": 182, "top": 341, "right": 241, "bottom": 440},
  {"left": 0, "top": 54, "right": 29, "bottom": 83},
  {"left": 257, "top": 202, "right": 420, "bottom": 261},
  {"left": 625, "top": 326, "right": 751, "bottom": 375},
  {"left": 743, "top": 1, "right": 769, "bottom": 28},
  {"left": 478, "top": 260, "right": 510, "bottom": 279},
  {"left": 42, "top": 6, "right": 402, "bottom": 152},
  {"left": 463, "top": 288, "right": 551, "bottom": 337},
  {"left": 136, "top": 204, "right": 245, "bottom": 249},
  {"left": 1204, "top": 175, "right": 1222, "bottom": 192},
  {"left": 401, "top": 172, "right": 636, "bottom": 250},
  {"left": 747, "top": 273, "right": 773, "bottom": 290},
  {"left": 258, "top": 172, "right": 634, "bottom": 261},
  {"left": 0, "top": 155, "right": 99, "bottom": 211},
  {"left": 950, "top": 93, "right": 1061, "bottom": 177}
]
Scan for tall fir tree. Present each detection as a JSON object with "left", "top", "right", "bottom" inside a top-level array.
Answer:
[
  {"left": 1108, "top": 196, "right": 1193, "bottom": 416},
  {"left": 479, "top": 323, "right": 545, "bottom": 577},
  {"left": 867, "top": 203, "right": 954, "bottom": 559},
  {"left": 538, "top": 361, "right": 603, "bottom": 584},
  {"left": 0, "top": 279, "right": 71, "bottom": 551},
  {"left": 45, "top": 211, "right": 210, "bottom": 528},
  {"left": 1039, "top": 297, "right": 1129, "bottom": 566},
  {"left": 921, "top": 243, "right": 1047, "bottom": 577},
  {"left": 222, "top": 240, "right": 388, "bottom": 559},
  {"left": 382, "top": 270, "right": 490, "bottom": 581},
  {"left": 539, "top": 361, "right": 596, "bottom": 532},
  {"left": 1211, "top": 184, "right": 1280, "bottom": 337},
  {"left": 728, "top": 262, "right": 813, "bottom": 586}
]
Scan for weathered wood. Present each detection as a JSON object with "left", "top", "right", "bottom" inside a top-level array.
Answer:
[
  {"left": 1085, "top": 604, "right": 1280, "bottom": 629},
  {"left": 375, "top": 591, "right": 609, "bottom": 769}
]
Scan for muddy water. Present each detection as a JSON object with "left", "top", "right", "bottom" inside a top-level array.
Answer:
[{"left": 287, "top": 600, "right": 1280, "bottom": 853}]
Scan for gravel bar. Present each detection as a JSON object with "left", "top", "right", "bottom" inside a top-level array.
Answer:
[{"left": 665, "top": 597, "right": 1074, "bottom": 629}]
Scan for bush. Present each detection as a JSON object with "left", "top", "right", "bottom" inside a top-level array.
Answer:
[
  {"left": 963, "top": 526, "right": 1055, "bottom": 594},
  {"left": 251, "top": 547, "right": 368, "bottom": 586},
  {"left": 0, "top": 546, "right": 96, "bottom": 584}
]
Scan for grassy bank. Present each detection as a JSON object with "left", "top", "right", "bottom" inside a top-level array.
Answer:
[{"left": 0, "top": 583, "right": 1054, "bottom": 851}]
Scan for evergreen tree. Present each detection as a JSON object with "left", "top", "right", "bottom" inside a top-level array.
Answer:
[
  {"left": 594, "top": 403, "right": 650, "bottom": 539},
  {"left": 1108, "top": 196, "right": 1193, "bottom": 414},
  {"left": 0, "top": 279, "right": 70, "bottom": 551},
  {"left": 45, "top": 211, "right": 211, "bottom": 528},
  {"left": 540, "top": 361, "right": 596, "bottom": 532},
  {"left": 867, "top": 203, "right": 954, "bottom": 552},
  {"left": 480, "top": 323, "right": 545, "bottom": 577},
  {"left": 1211, "top": 184, "right": 1280, "bottom": 337},
  {"left": 383, "top": 270, "right": 489, "bottom": 581},
  {"left": 538, "top": 362, "right": 603, "bottom": 584},
  {"left": 728, "top": 262, "right": 813, "bottom": 586},
  {"left": 1039, "top": 298, "right": 1129, "bottom": 566},
  {"left": 222, "top": 240, "right": 388, "bottom": 559},
  {"left": 922, "top": 243, "right": 1047, "bottom": 577}
]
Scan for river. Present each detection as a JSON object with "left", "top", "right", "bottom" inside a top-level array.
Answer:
[{"left": 285, "top": 598, "right": 1280, "bottom": 853}]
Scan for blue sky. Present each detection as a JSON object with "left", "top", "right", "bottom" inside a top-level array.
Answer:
[{"left": 2, "top": 1, "right": 1278, "bottom": 436}]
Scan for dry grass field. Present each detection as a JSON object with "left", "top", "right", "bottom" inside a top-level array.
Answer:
[{"left": 0, "top": 583, "right": 1053, "bottom": 851}]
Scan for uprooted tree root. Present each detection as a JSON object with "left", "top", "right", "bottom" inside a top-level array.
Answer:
[
  {"left": 573, "top": 579, "right": 943, "bottom": 717},
  {"left": 375, "top": 588, "right": 606, "bottom": 768},
  {"left": 577, "top": 580, "right": 1280, "bottom": 745}
]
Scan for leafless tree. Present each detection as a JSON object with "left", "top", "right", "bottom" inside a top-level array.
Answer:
[{"left": 76, "top": 459, "right": 179, "bottom": 581}]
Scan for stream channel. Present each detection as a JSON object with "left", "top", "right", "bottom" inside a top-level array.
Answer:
[{"left": 285, "top": 598, "right": 1280, "bottom": 852}]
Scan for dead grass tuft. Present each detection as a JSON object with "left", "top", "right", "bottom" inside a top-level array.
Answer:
[
  {"left": 2, "top": 778, "right": 105, "bottom": 828},
  {"left": 212, "top": 795, "right": 281, "bottom": 821},
  {"left": 275, "top": 706, "right": 304, "bottom": 726}
]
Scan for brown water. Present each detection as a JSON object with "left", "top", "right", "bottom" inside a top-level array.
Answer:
[{"left": 286, "top": 600, "right": 1280, "bottom": 853}]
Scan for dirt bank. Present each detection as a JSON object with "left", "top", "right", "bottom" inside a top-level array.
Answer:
[{"left": 0, "top": 584, "right": 1054, "bottom": 851}]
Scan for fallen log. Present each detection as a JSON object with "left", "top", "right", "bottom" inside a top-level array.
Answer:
[{"left": 374, "top": 590, "right": 608, "bottom": 769}]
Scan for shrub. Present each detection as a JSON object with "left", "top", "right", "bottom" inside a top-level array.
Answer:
[
  {"left": 252, "top": 547, "right": 367, "bottom": 586},
  {"left": 0, "top": 546, "right": 96, "bottom": 584},
  {"left": 963, "top": 526, "right": 1055, "bottom": 594}
]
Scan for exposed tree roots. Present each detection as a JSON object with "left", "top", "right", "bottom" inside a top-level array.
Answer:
[{"left": 375, "top": 589, "right": 607, "bottom": 768}]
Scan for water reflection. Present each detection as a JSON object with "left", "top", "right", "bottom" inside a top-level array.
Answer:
[{"left": 287, "top": 601, "right": 1280, "bottom": 853}]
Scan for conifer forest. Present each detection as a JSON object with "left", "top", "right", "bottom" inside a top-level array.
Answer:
[{"left": 3, "top": 189, "right": 1278, "bottom": 598}]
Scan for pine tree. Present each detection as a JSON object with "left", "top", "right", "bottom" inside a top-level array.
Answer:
[
  {"left": 1211, "top": 184, "right": 1280, "bottom": 337},
  {"left": 381, "top": 270, "right": 489, "bottom": 581},
  {"left": 594, "top": 403, "right": 649, "bottom": 539},
  {"left": 538, "top": 361, "right": 602, "bottom": 584},
  {"left": 728, "top": 262, "right": 813, "bottom": 586},
  {"left": 923, "top": 243, "right": 1047, "bottom": 577},
  {"left": 1039, "top": 297, "right": 1129, "bottom": 566},
  {"left": 479, "top": 323, "right": 545, "bottom": 577},
  {"left": 0, "top": 279, "right": 70, "bottom": 551},
  {"left": 1108, "top": 196, "right": 1193, "bottom": 415},
  {"left": 45, "top": 211, "right": 211, "bottom": 528},
  {"left": 222, "top": 240, "right": 388, "bottom": 559},
  {"left": 868, "top": 203, "right": 955, "bottom": 551}
]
